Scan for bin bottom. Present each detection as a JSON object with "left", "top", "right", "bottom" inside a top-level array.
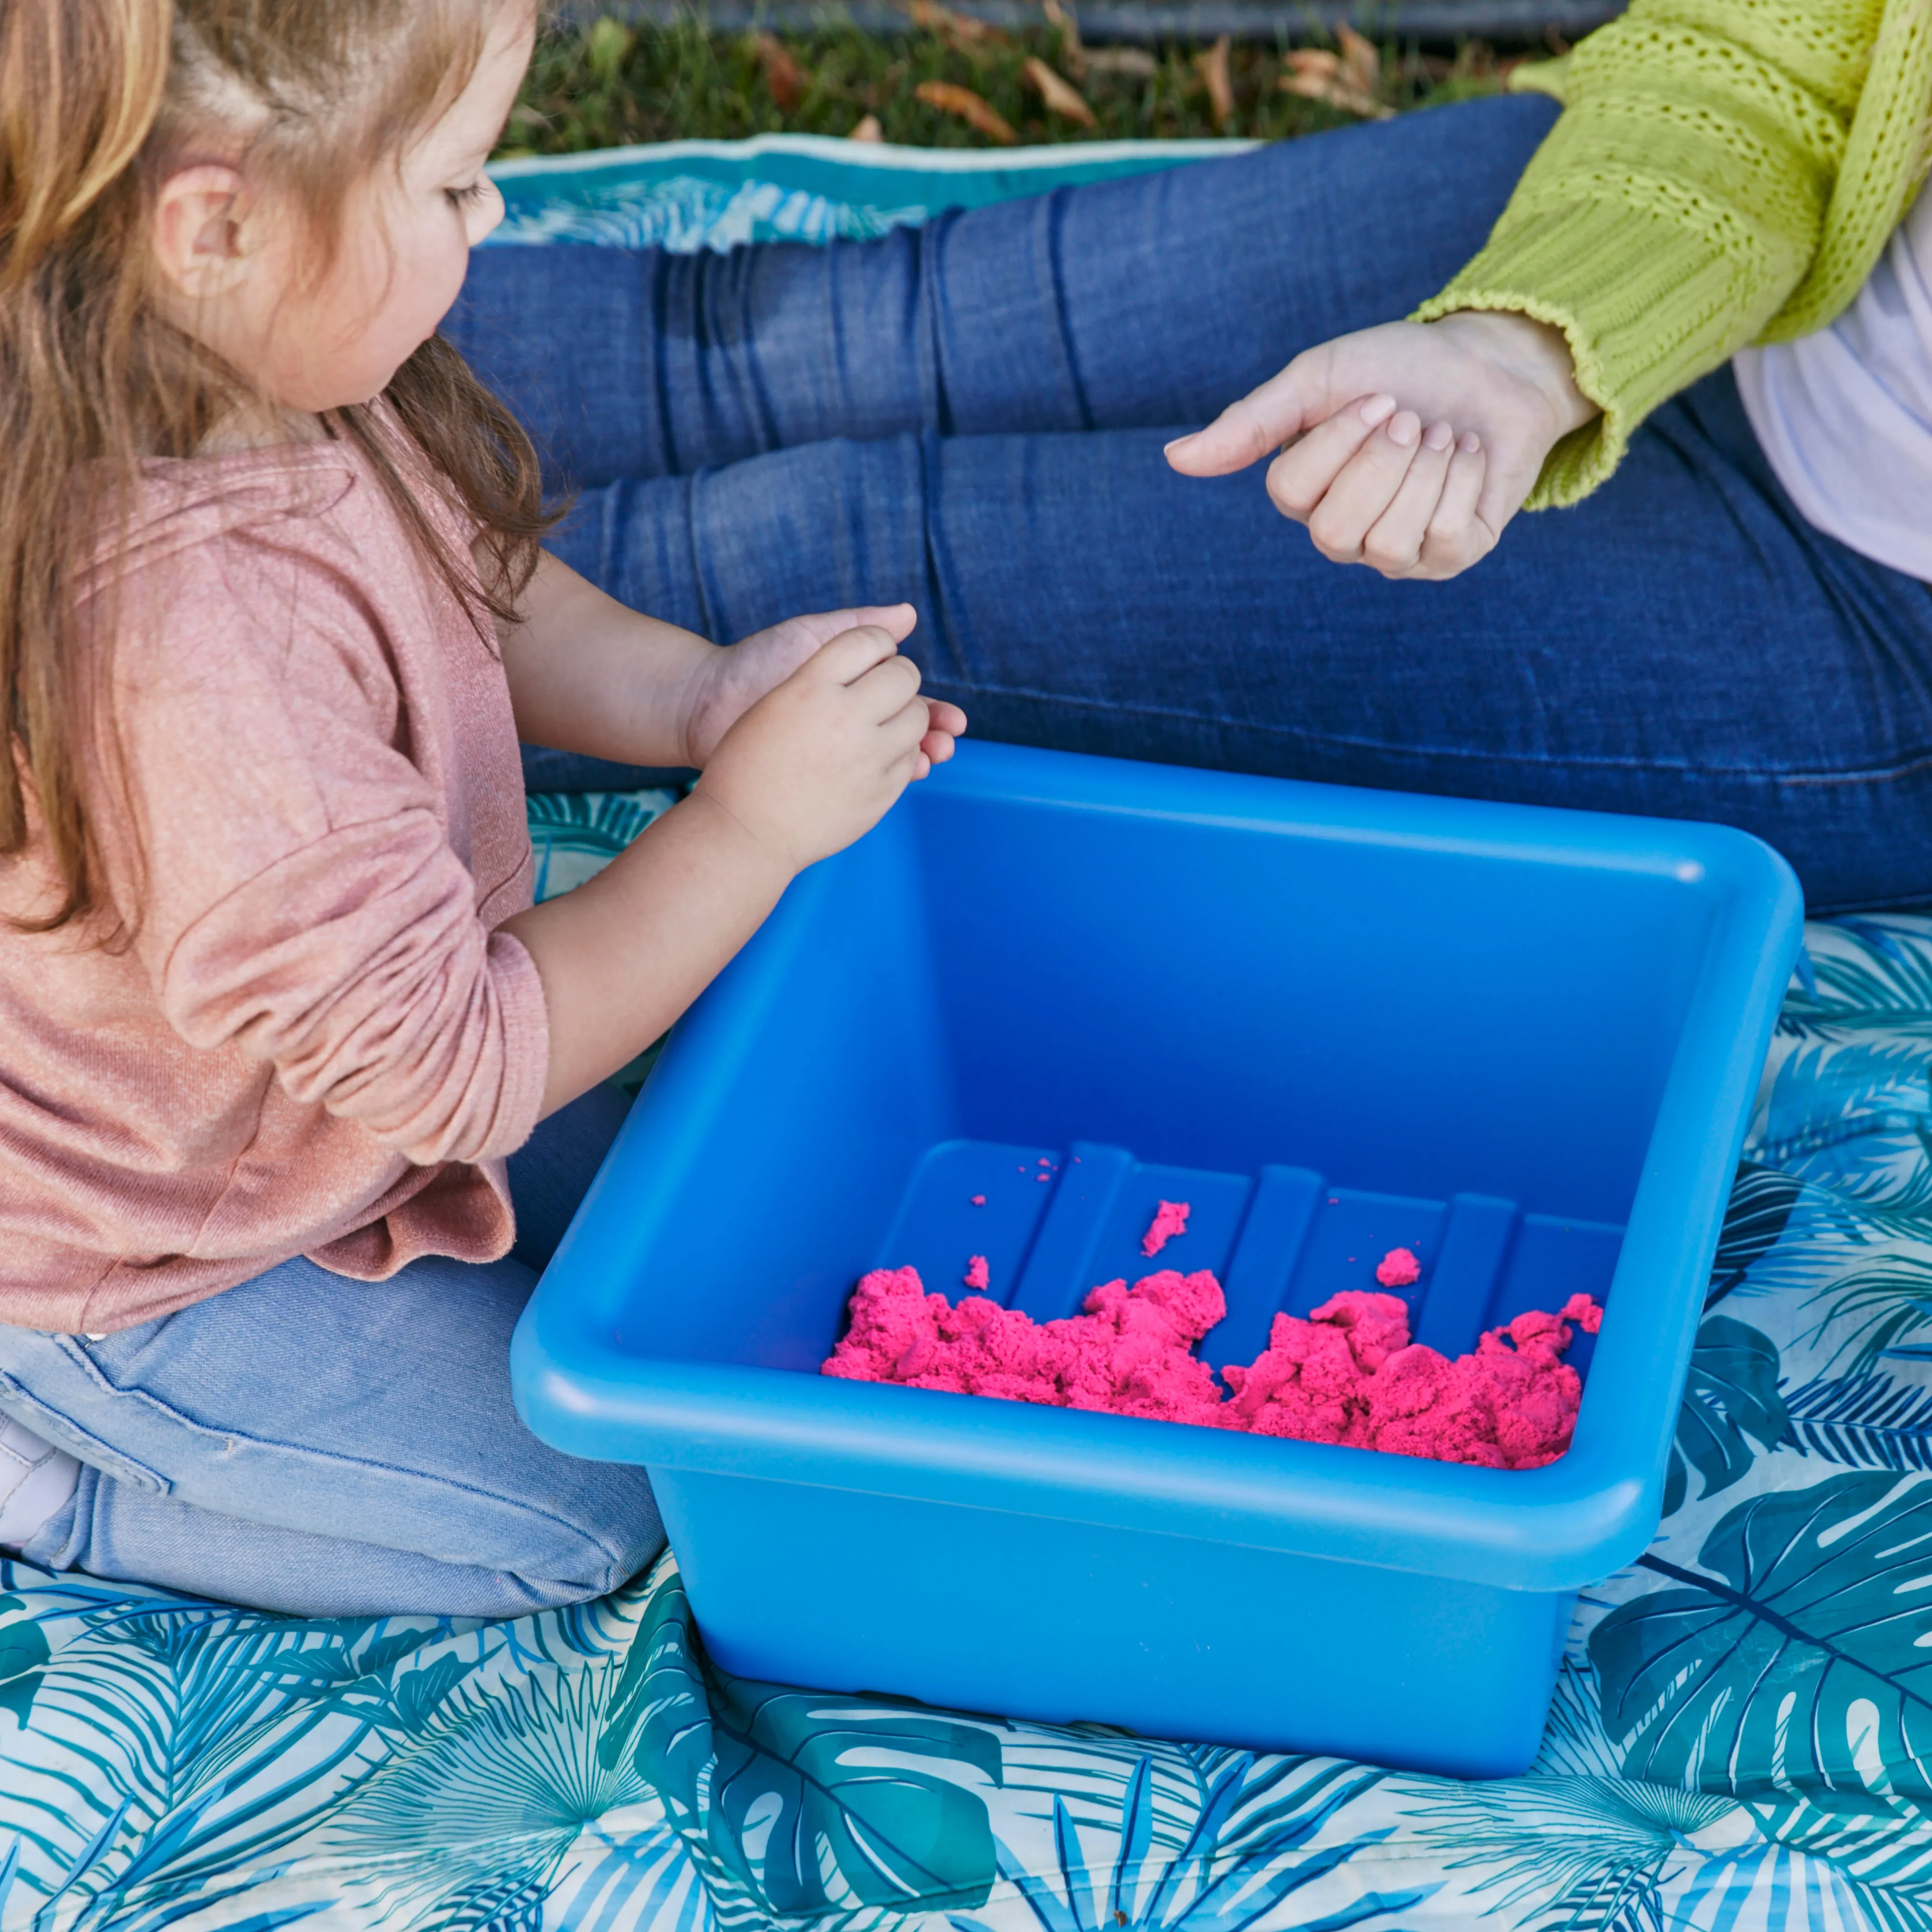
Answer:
[{"left": 657, "top": 1470, "right": 1574, "bottom": 1778}]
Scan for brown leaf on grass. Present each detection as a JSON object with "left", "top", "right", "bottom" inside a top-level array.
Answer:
[
  {"left": 914, "top": 78, "right": 1018, "bottom": 142},
  {"left": 1024, "top": 56, "right": 1096, "bottom": 125},
  {"left": 751, "top": 31, "right": 808, "bottom": 109},
  {"left": 1042, "top": 0, "right": 1086, "bottom": 79},
  {"left": 1279, "top": 43, "right": 1391, "bottom": 119},
  {"left": 1194, "top": 33, "right": 1233, "bottom": 130},
  {"left": 1337, "top": 24, "right": 1379, "bottom": 96},
  {"left": 1083, "top": 45, "right": 1156, "bottom": 76},
  {"left": 849, "top": 112, "right": 884, "bottom": 141},
  {"left": 908, "top": 0, "right": 1010, "bottom": 58}
]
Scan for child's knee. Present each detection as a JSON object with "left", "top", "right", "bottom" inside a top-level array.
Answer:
[{"left": 529, "top": 1477, "right": 666, "bottom": 1604}]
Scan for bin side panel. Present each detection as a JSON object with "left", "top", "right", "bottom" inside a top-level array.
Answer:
[{"left": 660, "top": 1470, "right": 1571, "bottom": 1779}]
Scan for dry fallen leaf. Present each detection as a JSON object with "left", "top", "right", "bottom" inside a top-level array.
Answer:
[
  {"left": 914, "top": 78, "right": 1018, "bottom": 143},
  {"left": 1042, "top": 0, "right": 1086, "bottom": 79},
  {"left": 751, "top": 31, "right": 807, "bottom": 109},
  {"left": 908, "top": 0, "right": 1009, "bottom": 57},
  {"left": 1337, "top": 24, "right": 1379, "bottom": 97},
  {"left": 1024, "top": 55, "right": 1097, "bottom": 125},
  {"left": 1083, "top": 45, "right": 1156, "bottom": 76},
  {"left": 849, "top": 112, "right": 884, "bottom": 141},
  {"left": 1279, "top": 43, "right": 1391, "bottom": 119},
  {"left": 1194, "top": 33, "right": 1233, "bottom": 130}
]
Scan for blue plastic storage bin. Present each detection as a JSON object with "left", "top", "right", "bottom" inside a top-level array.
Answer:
[{"left": 512, "top": 741, "right": 1802, "bottom": 1777}]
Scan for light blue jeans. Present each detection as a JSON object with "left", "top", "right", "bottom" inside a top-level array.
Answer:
[{"left": 0, "top": 1085, "right": 662, "bottom": 1618}]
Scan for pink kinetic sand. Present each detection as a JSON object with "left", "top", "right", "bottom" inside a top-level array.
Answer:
[
  {"left": 824, "top": 1265, "right": 1228, "bottom": 1425},
  {"left": 1142, "top": 1200, "right": 1190, "bottom": 1257},
  {"left": 1376, "top": 1247, "right": 1422, "bottom": 1289},
  {"left": 823, "top": 1270, "right": 1605, "bottom": 1471},
  {"left": 964, "top": 1254, "right": 990, "bottom": 1292},
  {"left": 970, "top": 1195, "right": 986, "bottom": 1206}
]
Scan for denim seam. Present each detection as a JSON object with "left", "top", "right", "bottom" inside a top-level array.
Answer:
[
  {"left": 924, "top": 680, "right": 1932, "bottom": 789},
  {"left": 1043, "top": 188, "right": 1095, "bottom": 434},
  {"left": 40, "top": 1342, "right": 632, "bottom": 1567},
  {"left": 0, "top": 1374, "right": 170, "bottom": 1495}
]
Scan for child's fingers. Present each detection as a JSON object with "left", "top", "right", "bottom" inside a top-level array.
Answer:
[
  {"left": 1360, "top": 420, "right": 1456, "bottom": 576},
  {"left": 805, "top": 624, "right": 906, "bottom": 686},
  {"left": 925, "top": 698, "right": 967, "bottom": 739},
  {"left": 1417, "top": 435, "right": 1491, "bottom": 577},
  {"left": 919, "top": 726, "right": 959, "bottom": 768},
  {"left": 1302, "top": 408, "right": 1425, "bottom": 563},
  {"left": 848, "top": 651, "right": 924, "bottom": 724},
  {"left": 811, "top": 602, "right": 918, "bottom": 647},
  {"left": 876, "top": 696, "right": 938, "bottom": 781},
  {"left": 1264, "top": 394, "right": 1397, "bottom": 526}
]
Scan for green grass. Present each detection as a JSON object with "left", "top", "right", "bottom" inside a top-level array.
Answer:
[{"left": 499, "top": 12, "right": 1518, "bottom": 154}]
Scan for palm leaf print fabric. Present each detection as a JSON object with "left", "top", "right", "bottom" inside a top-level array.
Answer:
[
  {"left": 11, "top": 147, "right": 1932, "bottom": 1932},
  {"left": 483, "top": 136, "right": 1240, "bottom": 254},
  {"left": 10, "top": 916, "right": 1932, "bottom": 1932}
]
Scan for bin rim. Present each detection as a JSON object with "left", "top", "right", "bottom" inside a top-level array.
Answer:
[{"left": 514, "top": 742, "right": 1804, "bottom": 1597}]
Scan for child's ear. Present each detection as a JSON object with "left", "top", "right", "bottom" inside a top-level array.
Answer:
[{"left": 150, "top": 164, "right": 254, "bottom": 301}]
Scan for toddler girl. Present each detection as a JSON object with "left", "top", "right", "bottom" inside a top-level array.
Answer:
[{"left": 0, "top": 0, "right": 962, "bottom": 1616}]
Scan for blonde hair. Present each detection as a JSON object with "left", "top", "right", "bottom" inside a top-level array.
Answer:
[{"left": 0, "top": 0, "right": 554, "bottom": 933}]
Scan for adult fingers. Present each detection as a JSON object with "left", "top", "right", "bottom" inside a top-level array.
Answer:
[
  {"left": 1263, "top": 394, "right": 1398, "bottom": 524},
  {"left": 1361, "top": 419, "right": 1455, "bottom": 576},
  {"left": 1415, "top": 434, "right": 1492, "bottom": 579},
  {"left": 1164, "top": 348, "right": 1332, "bottom": 477},
  {"left": 1301, "top": 407, "right": 1425, "bottom": 563}
]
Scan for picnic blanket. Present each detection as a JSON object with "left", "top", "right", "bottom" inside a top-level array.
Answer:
[{"left": 7, "top": 139, "right": 1932, "bottom": 1932}]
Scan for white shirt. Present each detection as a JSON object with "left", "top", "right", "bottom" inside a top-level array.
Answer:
[{"left": 1734, "top": 186, "right": 1932, "bottom": 581}]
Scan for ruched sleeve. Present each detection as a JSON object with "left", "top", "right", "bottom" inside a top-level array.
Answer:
[{"left": 102, "top": 493, "right": 549, "bottom": 1170}]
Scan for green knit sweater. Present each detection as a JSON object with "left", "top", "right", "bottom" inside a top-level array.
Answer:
[{"left": 1412, "top": 0, "right": 1932, "bottom": 506}]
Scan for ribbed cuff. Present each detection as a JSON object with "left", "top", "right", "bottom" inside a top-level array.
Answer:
[
  {"left": 1412, "top": 196, "right": 1766, "bottom": 508},
  {"left": 478, "top": 929, "right": 551, "bottom": 1160}
]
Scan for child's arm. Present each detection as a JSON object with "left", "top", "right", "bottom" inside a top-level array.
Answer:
[
  {"left": 494, "top": 548, "right": 956, "bottom": 770},
  {"left": 499, "top": 623, "right": 948, "bottom": 1116}
]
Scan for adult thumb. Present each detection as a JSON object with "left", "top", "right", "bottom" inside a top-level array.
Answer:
[{"left": 1164, "top": 353, "right": 1326, "bottom": 477}]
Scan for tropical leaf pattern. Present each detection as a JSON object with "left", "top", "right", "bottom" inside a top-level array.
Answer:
[
  {"left": 528, "top": 789, "right": 681, "bottom": 902},
  {"left": 14, "top": 152, "right": 1932, "bottom": 1932},
  {"left": 8, "top": 912, "right": 1932, "bottom": 1932},
  {"left": 483, "top": 136, "right": 1232, "bottom": 255}
]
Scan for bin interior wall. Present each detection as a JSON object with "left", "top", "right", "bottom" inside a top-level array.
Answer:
[
  {"left": 913, "top": 791, "right": 1713, "bottom": 1221},
  {"left": 613, "top": 789, "right": 1715, "bottom": 1373}
]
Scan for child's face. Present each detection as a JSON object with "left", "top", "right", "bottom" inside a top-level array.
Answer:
[{"left": 152, "top": 3, "right": 536, "bottom": 423}]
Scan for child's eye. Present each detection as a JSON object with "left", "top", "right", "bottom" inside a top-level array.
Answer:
[{"left": 446, "top": 179, "right": 493, "bottom": 210}]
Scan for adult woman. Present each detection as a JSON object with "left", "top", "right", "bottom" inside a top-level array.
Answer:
[{"left": 450, "top": 0, "right": 1932, "bottom": 911}]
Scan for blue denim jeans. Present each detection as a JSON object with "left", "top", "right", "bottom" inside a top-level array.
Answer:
[
  {"left": 454, "top": 95, "right": 1932, "bottom": 914},
  {"left": 0, "top": 1085, "right": 661, "bottom": 1618}
]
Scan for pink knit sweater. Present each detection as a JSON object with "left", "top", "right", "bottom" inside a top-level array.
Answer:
[{"left": 0, "top": 433, "right": 551, "bottom": 1334}]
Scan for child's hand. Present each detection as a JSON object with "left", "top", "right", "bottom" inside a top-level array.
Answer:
[
  {"left": 1163, "top": 313, "right": 1597, "bottom": 581},
  {"left": 682, "top": 603, "right": 959, "bottom": 767},
  {"left": 693, "top": 624, "right": 962, "bottom": 872}
]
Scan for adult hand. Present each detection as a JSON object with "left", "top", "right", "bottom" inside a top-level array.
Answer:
[
  {"left": 1163, "top": 312, "right": 1598, "bottom": 581},
  {"left": 695, "top": 624, "right": 964, "bottom": 872},
  {"left": 679, "top": 603, "right": 965, "bottom": 771}
]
